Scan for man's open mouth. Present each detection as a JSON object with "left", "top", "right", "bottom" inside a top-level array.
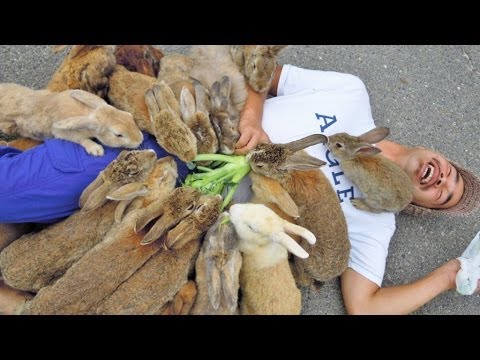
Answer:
[{"left": 420, "top": 160, "right": 440, "bottom": 186}]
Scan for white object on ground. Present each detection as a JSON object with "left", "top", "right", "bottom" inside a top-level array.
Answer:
[{"left": 455, "top": 230, "right": 480, "bottom": 295}]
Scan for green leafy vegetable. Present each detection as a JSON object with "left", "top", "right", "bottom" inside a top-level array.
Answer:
[{"left": 184, "top": 154, "right": 251, "bottom": 210}]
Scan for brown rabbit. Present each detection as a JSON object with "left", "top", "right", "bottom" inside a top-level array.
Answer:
[
  {"left": 144, "top": 81, "right": 198, "bottom": 162},
  {"left": 114, "top": 45, "right": 164, "bottom": 78},
  {"left": 0, "top": 150, "right": 157, "bottom": 292},
  {"left": 247, "top": 134, "right": 350, "bottom": 285},
  {"left": 326, "top": 127, "right": 413, "bottom": 213},
  {"left": 48, "top": 45, "right": 116, "bottom": 99},
  {"left": 191, "top": 212, "right": 242, "bottom": 315},
  {"left": 229, "top": 45, "right": 287, "bottom": 92},
  {"left": 93, "top": 194, "right": 220, "bottom": 315}
]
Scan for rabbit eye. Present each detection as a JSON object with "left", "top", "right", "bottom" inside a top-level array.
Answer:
[
  {"left": 256, "top": 163, "right": 265, "bottom": 169},
  {"left": 335, "top": 142, "right": 343, "bottom": 148},
  {"left": 116, "top": 133, "right": 124, "bottom": 138}
]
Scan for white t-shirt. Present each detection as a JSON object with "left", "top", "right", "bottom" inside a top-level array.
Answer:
[{"left": 250, "top": 64, "right": 396, "bottom": 286}]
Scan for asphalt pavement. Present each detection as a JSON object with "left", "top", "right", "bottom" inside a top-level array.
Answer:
[{"left": 1, "top": 45, "right": 479, "bottom": 314}]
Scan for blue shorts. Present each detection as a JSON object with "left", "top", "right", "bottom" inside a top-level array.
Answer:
[{"left": 0, "top": 133, "right": 190, "bottom": 224}]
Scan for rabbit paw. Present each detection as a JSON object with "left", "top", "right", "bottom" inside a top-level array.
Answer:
[{"left": 84, "top": 141, "right": 105, "bottom": 156}]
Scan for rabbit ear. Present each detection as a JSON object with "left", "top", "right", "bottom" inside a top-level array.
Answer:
[
  {"left": 358, "top": 127, "right": 390, "bottom": 144},
  {"left": 271, "top": 232, "right": 309, "bottom": 259},
  {"left": 114, "top": 199, "right": 134, "bottom": 223},
  {"left": 281, "top": 151, "right": 326, "bottom": 171},
  {"left": 285, "top": 134, "right": 328, "bottom": 152},
  {"left": 53, "top": 116, "right": 100, "bottom": 131},
  {"left": 250, "top": 173, "right": 299, "bottom": 218},
  {"left": 283, "top": 221, "right": 316, "bottom": 245},
  {"left": 269, "top": 45, "right": 287, "bottom": 54},
  {"left": 106, "top": 183, "right": 150, "bottom": 201},
  {"left": 354, "top": 144, "right": 382, "bottom": 156},
  {"left": 193, "top": 80, "right": 210, "bottom": 113},
  {"left": 180, "top": 87, "right": 196, "bottom": 121},
  {"left": 69, "top": 89, "right": 105, "bottom": 109},
  {"left": 79, "top": 172, "right": 105, "bottom": 208},
  {"left": 134, "top": 200, "right": 165, "bottom": 234},
  {"left": 81, "top": 182, "right": 110, "bottom": 212},
  {"left": 206, "top": 253, "right": 222, "bottom": 310},
  {"left": 221, "top": 252, "right": 241, "bottom": 311}
]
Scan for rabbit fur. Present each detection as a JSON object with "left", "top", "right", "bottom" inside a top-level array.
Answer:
[
  {"left": 326, "top": 127, "right": 413, "bottom": 213},
  {"left": 48, "top": 45, "right": 116, "bottom": 99},
  {"left": 0, "top": 84, "right": 143, "bottom": 156},
  {"left": 229, "top": 203, "right": 315, "bottom": 315},
  {"left": 247, "top": 134, "right": 350, "bottom": 285},
  {"left": 191, "top": 212, "right": 242, "bottom": 315},
  {"left": 0, "top": 150, "right": 157, "bottom": 292}
]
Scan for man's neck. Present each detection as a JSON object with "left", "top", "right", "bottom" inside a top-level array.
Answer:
[{"left": 376, "top": 140, "right": 411, "bottom": 170}]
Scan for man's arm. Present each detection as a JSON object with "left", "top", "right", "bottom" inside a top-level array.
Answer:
[
  {"left": 234, "top": 64, "right": 283, "bottom": 154},
  {"left": 341, "top": 260, "right": 460, "bottom": 314}
]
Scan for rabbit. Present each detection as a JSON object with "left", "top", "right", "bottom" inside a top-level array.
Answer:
[
  {"left": 107, "top": 64, "right": 158, "bottom": 133},
  {"left": 114, "top": 45, "right": 164, "bottom": 78},
  {"left": 179, "top": 81, "right": 219, "bottom": 155},
  {"left": 93, "top": 194, "right": 219, "bottom": 314},
  {"left": 136, "top": 186, "right": 202, "bottom": 246},
  {"left": 48, "top": 45, "right": 116, "bottom": 99},
  {"left": 228, "top": 203, "right": 316, "bottom": 315},
  {"left": 0, "top": 150, "right": 157, "bottom": 292},
  {"left": 208, "top": 76, "right": 241, "bottom": 154},
  {"left": 157, "top": 280, "right": 197, "bottom": 315},
  {"left": 326, "top": 127, "right": 413, "bottom": 213},
  {"left": 0, "top": 137, "right": 43, "bottom": 151},
  {"left": 0, "top": 84, "right": 143, "bottom": 156},
  {"left": 229, "top": 45, "right": 287, "bottom": 93},
  {"left": 144, "top": 81, "right": 198, "bottom": 162},
  {"left": 0, "top": 223, "right": 35, "bottom": 253},
  {"left": 246, "top": 134, "right": 350, "bottom": 285},
  {"left": 191, "top": 212, "right": 242, "bottom": 315},
  {"left": 22, "top": 157, "right": 182, "bottom": 314},
  {"left": 163, "top": 194, "right": 222, "bottom": 250}
]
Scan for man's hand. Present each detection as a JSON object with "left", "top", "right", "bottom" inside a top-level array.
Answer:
[{"left": 235, "top": 122, "right": 270, "bottom": 154}]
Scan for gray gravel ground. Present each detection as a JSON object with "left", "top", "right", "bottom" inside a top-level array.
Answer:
[{"left": 1, "top": 45, "right": 479, "bottom": 315}]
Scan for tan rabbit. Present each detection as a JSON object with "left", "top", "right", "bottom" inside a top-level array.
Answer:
[
  {"left": 229, "top": 203, "right": 316, "bottom": 315},
  {"left": 0, "top": 150, "right": 157, "bottom": 292},
  {"left": 114, "top": 45, "right": 164, "bottom": 78},
  {"left": 191, "top": 212, "right": 242, "bottom": 315},
  {"left": 247, "top": 134, "right": 350, "bottom": 285},
  {"left": 0, "top": 84, "right": 143, "bottom": 156},
  {"left": 48, "top": 45, "right": 116, "bottom": 99},
  {"left": 326, "top": 127, "right": 413, "bottom": 213},
  {"left": 229, "top": 45, "right": 287, "bottom": 93}
]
